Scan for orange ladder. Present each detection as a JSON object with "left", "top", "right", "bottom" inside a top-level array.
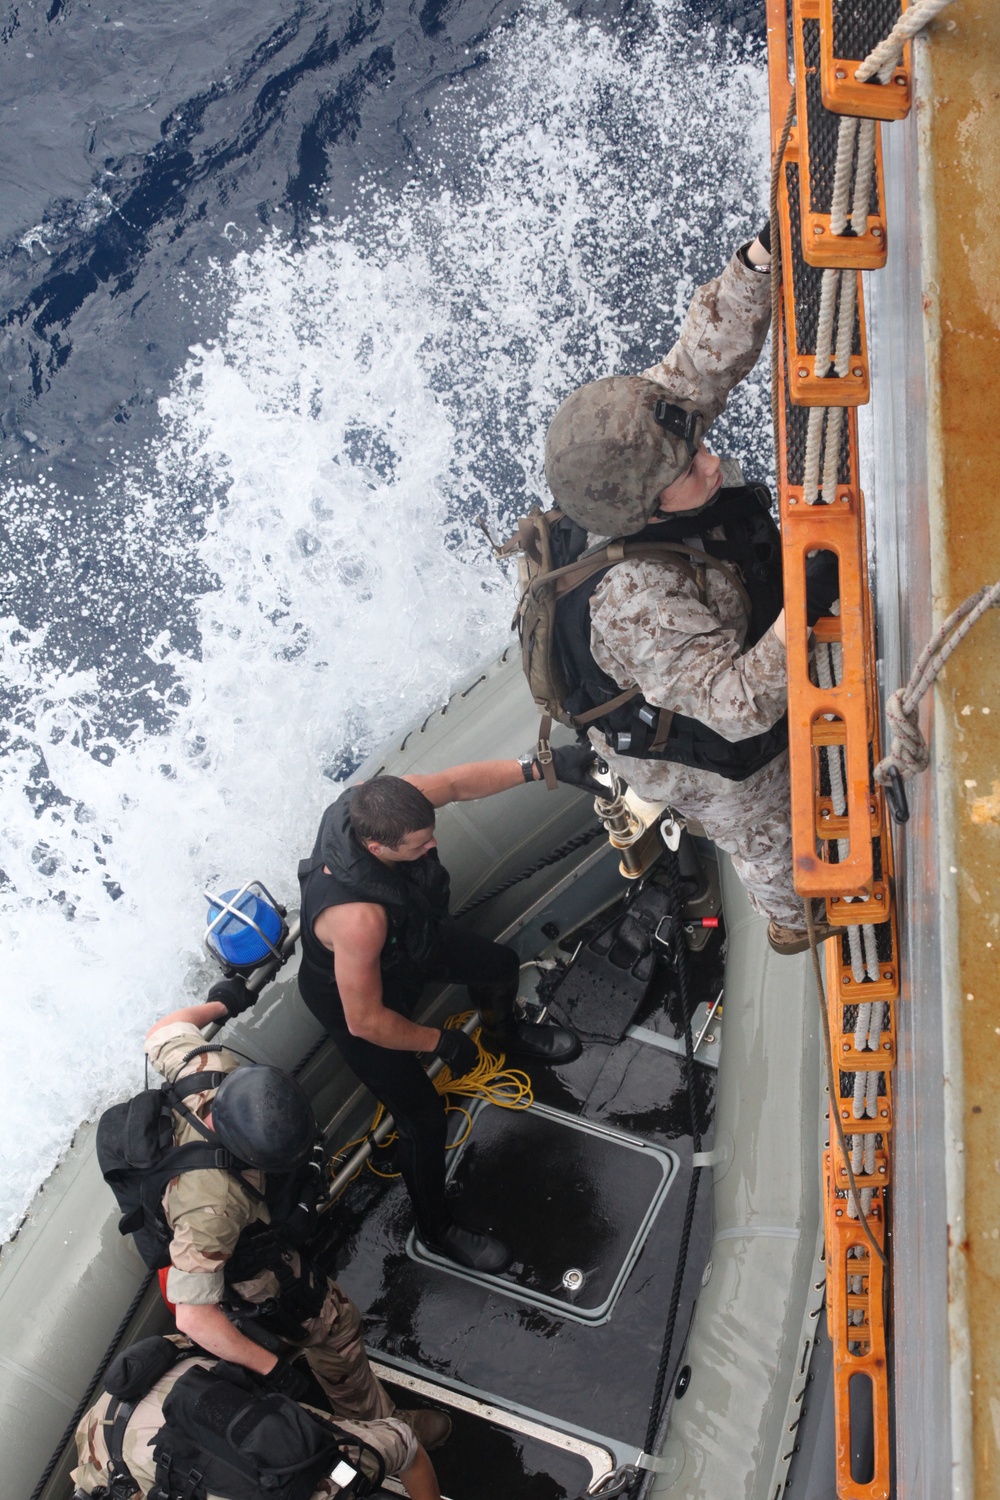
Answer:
[{"left": 766, "top": 0, "right": 908, "bottom": 1494}]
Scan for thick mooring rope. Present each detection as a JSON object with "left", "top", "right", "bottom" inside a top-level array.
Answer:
[{"left": 874, "top": 580, "right": 1000, "bottom": 791}]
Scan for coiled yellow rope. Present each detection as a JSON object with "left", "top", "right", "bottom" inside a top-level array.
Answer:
[{"left": 332, "top": 1012, "right": 534, "bottom": 1184}]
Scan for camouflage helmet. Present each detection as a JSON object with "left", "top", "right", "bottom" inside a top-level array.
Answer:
[{"left": 544, "top": 376, "right": 705, "bottom": 536}]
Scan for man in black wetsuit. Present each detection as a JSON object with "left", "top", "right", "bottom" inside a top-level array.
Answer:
[{"left": 297, "top": 751, "right": 597, "bottom": 1274}]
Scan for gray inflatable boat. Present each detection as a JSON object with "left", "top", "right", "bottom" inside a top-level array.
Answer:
[{"left": 0, "top": 646, "right": 827, "bottom": 1500}]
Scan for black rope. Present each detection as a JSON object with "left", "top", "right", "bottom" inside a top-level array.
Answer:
[
  {"left": 29, "top": 1028, "right": 327, "bottom": 1500},
  {"left": 453, "top": 824, "right": 604, "bottom": 919},
  {"left": 291, "top": 1031, "right": 329, "bottom": 1079},
  {"left": 639, "top": 847, "right": 706, "bottom": 1470}
]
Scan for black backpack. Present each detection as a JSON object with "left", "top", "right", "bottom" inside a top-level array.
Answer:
[
  {"left": 153, "top": 1363, "right": 384, "bottom": 1500},
  {"left": 98, "top": 1337, "right": 384, "bottom": 1500},
  {"left": 96, "top": 1065, "right": 264, "bottom": 1271}
]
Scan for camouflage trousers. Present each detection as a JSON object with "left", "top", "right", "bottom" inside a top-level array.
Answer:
[
  {"left": 290, "top": 1278, "right": 394, "bottom": 1421},
  {"left": 595, "top": 742, "right": 806, "bottom": 931}
]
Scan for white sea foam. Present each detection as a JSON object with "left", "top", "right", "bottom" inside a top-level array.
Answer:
[{"left": 0, "top": 1, "right": 769, "bottom": 1241}]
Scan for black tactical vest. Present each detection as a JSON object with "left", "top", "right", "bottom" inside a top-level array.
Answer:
[
  {"left": 554, "top": 485, "right": 788, "bottom": 779},
  {"left": 297, "top": 788, "right": 451, "bottom": 1002}
]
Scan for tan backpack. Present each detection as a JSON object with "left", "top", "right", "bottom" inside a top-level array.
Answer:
[{"left": 492, "top": 505, "right": 749, "bottom": 786}]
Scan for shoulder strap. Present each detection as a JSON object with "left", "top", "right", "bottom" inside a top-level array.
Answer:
[
  {"left": 496, "top": 505, "right": 566, "bottom": 566},
  {"left": 527, "top": 537, "right": 748, "bottom": 613},
  {"left": 163, "top": 1066, "right": 266, "bottom": 1204},
  {"left": 103, "top": 1396, "right": 142, "bottom": 1498},
  {"left": 171, "top": 1071, "right": 226, "bottom": 1102}
]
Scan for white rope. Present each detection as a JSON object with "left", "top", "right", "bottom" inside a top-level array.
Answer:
[
  {"left": 817, "top": 645, "right": 868, "bottom": 980},
  {"left": 855, "top": 0, "right": 957, "bottom": 85},
  {"left": 852, "top": 1133, "right": 864, "bottom": 1174},
  {"left": 814, "top": 269, "right": 839, "bottom": 373},
  {"left": 853, "top": 1070, "right": 868, "bottom": 1116},
  {"left": 834, "top": 271, "right": 857, "bottom": 377},
  {"left": 874, "top": 580, "right": 1000, "bottom": 787},
  {"left": 803, "top": 407, "right": 825, "bottom": 503},
  {"left": 866, "top": 1064, "right": 880, "bottom": 1117},
  {"left": 829, "top": 118, "right": 859, "bottom": 236},
  {"left": 821, "top": 404, "right": 845, "bottom": 504},
  {"left": 862, "top": 922, "right": 880, "bottom": 983},
  {"left": 800, "top": 0, "right": 954, "bottom": 523},
  {"left": 851, "top": 120, "right": 878, "bottom": 233}
]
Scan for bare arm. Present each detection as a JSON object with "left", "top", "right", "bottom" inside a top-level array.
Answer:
[
  {"left": 174, "top": 1302, "right": 279, "bottom": 1376},
  {"left": 145, "top": 1000, "right": 230, "bottom": 1043},
  {"left": 399, "top": 1445, "right": 442, "bottom": 1500},
  {"left": 312, "top": 903, "right": 441, "bottom": 1051},
  {"left": 404, "top": 759, "right": 524, "bottom": 808}
]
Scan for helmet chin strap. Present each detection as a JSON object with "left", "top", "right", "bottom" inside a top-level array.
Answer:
[{"left": 650, "top": 489, "right": 725, "bottom": 524}]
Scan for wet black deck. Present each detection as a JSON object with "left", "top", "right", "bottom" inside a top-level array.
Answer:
[
  {"left": 378, "top": 1378, "right": 596, "bottom": 1500},
  {"left": 314, "top": 933, "right": 723, "bottom": 1485},
  {"left": 408, "top": 1100, "right": 676, "bottom": 1320}
]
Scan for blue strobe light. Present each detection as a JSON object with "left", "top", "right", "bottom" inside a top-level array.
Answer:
[{"left": 204, "top": 880, "right": 287, "bottom": 973}]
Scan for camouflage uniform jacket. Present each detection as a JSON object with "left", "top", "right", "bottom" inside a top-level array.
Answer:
[
  {"left": 588, "top": 244, "right": 785, "bottom": 775},
  {"left": 586, "top": 246, "right": 805, "bottom": 931},
  {"left": 71, "top": 1349, "right": 416, "bottom": 1499}
]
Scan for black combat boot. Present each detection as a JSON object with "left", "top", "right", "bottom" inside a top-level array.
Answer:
[
  {"left": 485, "top": 1015, "right": 581, "bottom": 1065},
  {"left": 418, "top": 1220, "right": 512, "bottom": 1274}
]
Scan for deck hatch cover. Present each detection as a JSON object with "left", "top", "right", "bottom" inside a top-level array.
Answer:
[{"left": 407, "top": 1101, "right": 677, "bottom": 1323}]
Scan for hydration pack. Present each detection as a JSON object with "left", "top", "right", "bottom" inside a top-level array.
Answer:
[
  {"left": 499, "top": 489, "right": 787, "bottom": 780},
  {"left": 96, "top": 1060, "right": 265, "bottom": 1272}
]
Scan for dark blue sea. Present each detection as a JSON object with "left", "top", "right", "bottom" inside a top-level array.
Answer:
[{"left": 0, "top": 0, "right": 766, "bottom": 1234}]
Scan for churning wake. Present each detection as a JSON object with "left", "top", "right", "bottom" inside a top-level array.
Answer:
[{"left": 0, "top": 1, "right": 769, "bottom": 1241}]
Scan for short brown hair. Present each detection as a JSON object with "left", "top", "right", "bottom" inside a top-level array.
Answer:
[{"left": 349, "top": 776, "right": 436, "bottom": 849}]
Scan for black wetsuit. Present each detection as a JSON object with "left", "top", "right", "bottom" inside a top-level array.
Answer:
[{"left": 297, "top": 788, "right": 518, "bottom": 1236}]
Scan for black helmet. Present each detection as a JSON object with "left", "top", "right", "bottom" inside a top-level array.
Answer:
[{"left": 211, "top": 1066, "right": 316, "bottom": 1172}]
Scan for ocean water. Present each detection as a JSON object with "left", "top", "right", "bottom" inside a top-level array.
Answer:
[{"left": 0, "top": 0, "right": 768, "bottom": 1242}]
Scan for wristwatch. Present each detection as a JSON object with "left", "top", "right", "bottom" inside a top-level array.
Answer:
[{"left": 517, "top": 752, "right": 536, "bottom": 783}]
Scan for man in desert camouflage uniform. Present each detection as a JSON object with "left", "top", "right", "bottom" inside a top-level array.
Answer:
[
  {"left": 71, "top": 1342, "right": 441, "bottom": 1499},
  {"left": 142, "top": 984, "right": 449, "bottom": 1449},
  {"left": 544, "top": 226, "right": 836, "bottom": 954}
]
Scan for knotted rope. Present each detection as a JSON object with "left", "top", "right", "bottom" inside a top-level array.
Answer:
[
  {"left": 856, "top": 0, "right": 956, "bottom": 84},
  {"left": 874, "top": 580, "right": 1000, "bottom": 790}
]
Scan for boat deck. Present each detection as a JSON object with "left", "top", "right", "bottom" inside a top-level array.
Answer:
[{"left": 312, "top": 931, "right": 724, "bottom": 1497}]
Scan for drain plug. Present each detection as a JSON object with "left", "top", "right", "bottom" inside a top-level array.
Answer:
[{"left": 561, "top": 1268, "right": 585, "bottom": 1292}]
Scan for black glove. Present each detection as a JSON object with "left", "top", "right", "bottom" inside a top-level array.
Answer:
[
  {"left": 756, "top": 219, "right": 771, "bottom": 254},
  {"left": 432, "top": 1027, "right": 479, "bottom": 1079},
  {"left": 805, "top": 549, "right": 840, "bottom": 625},
  {"left": 542, "top": 744, "right": 608, "bottom": 798},
  {"left": 264, "top": 1356, "right": 313, "bottom": 1403},
  {"left": 208, "top": 975, "right": 256, "bottom": 1018}
]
